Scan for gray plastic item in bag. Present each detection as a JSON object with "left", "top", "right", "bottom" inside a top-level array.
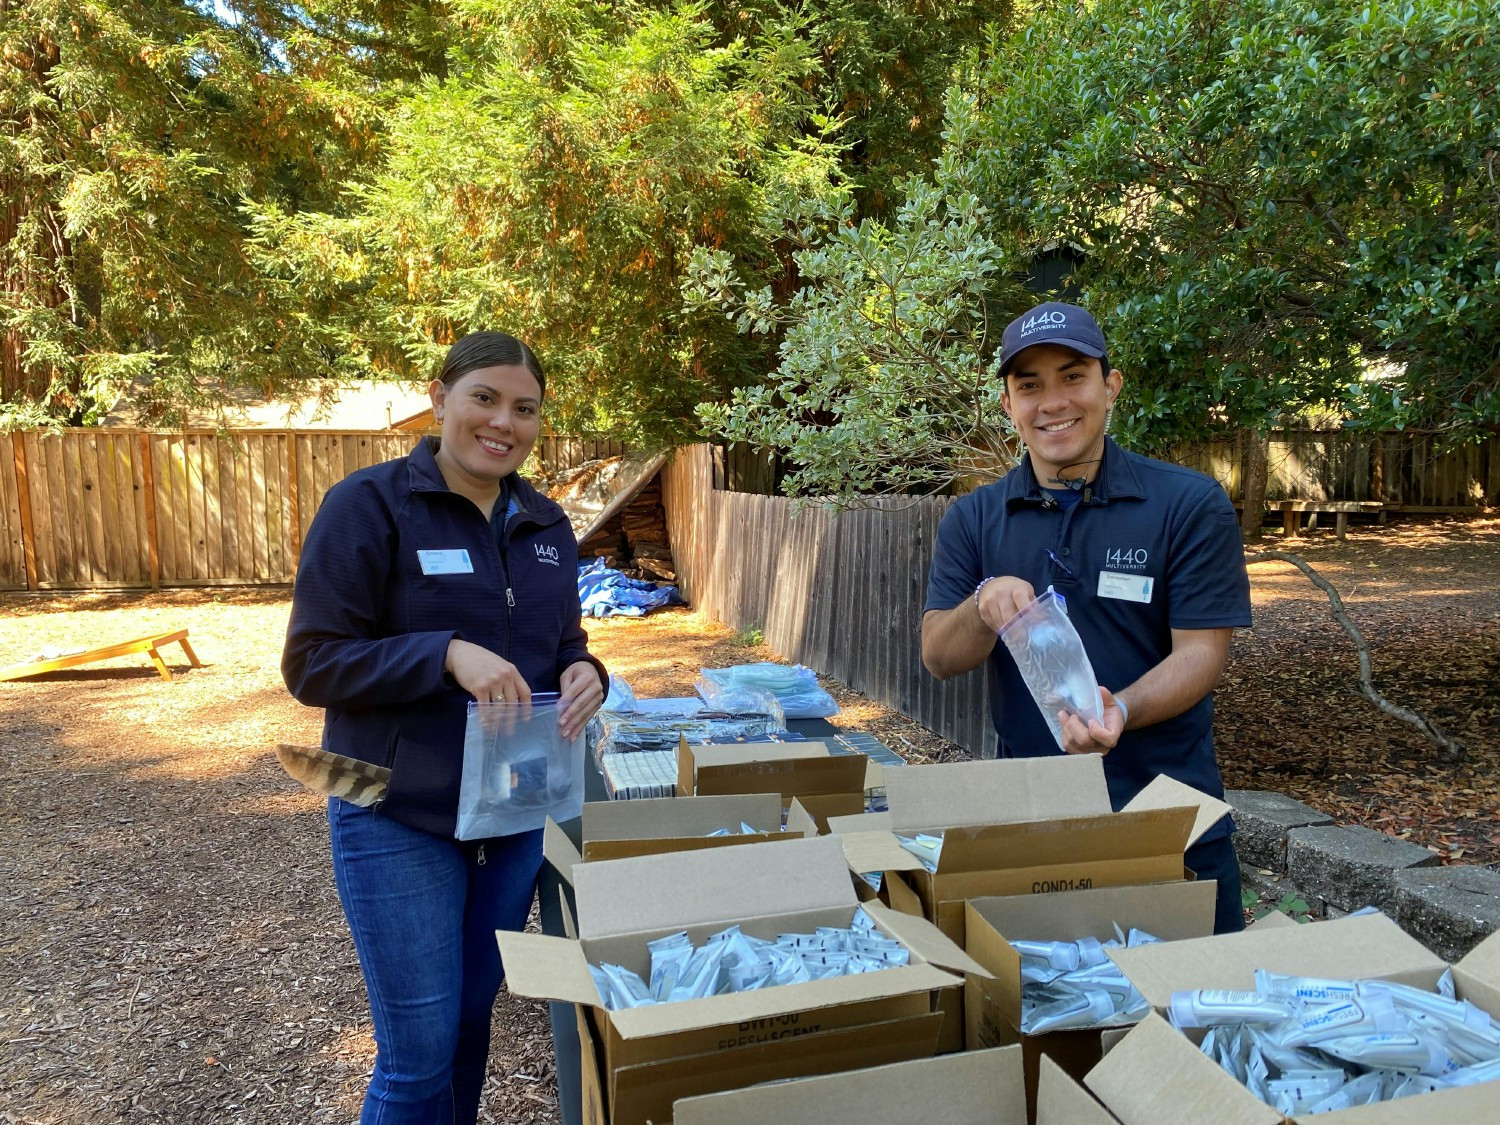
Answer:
[
  {"left": 456, "top": 694, "right": 584, "bottom": 840},
  {"left": 998, "top": 589, "right": 1105, "bottom": 749}
]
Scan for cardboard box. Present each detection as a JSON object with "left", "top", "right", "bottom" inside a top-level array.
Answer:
[
  {"left": 834, "top": 757, "right": 1229, "bottom": 945},
  {"left": 1034, "top": 1055, "right": 1121, "bottom": 1125},
  {"left": 1105, "top": 909, "right": 1447, "bottom": 1007},
  {"left": 669, "top": 1044, "right": 1027, "bottom": 1124},
  {"left": 1086, "top": 913, "right": 1500, "bottom": 1123},
  {"left": 676, "top": 737, "right": 867, "bottom": 830},
  {"left": 830, "top": 756, "right": 1226, "bottom": 1056},
  {"left": 542, "top": 793, "right": 817, "bottom": 885},
  {"left": 498, "top": 835, "right": 990, "bottom": 1125},
  {"left": 963, "top": 881, "right": 1219, "bottom": 1121}
]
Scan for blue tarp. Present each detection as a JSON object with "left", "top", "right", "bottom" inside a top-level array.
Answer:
[{"left": 578, "top": 558, "right": 685, "bottom": 617}]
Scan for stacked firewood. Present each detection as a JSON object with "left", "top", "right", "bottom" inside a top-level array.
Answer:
[{"left": 578, "top": 476, "right": 675, "bottom": 582}]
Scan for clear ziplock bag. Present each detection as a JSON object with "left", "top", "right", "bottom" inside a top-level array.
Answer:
[
  {"left": 997, "top": 589, "right": 1104, "bottom": 749},
  {"left": 456, "top": 694, "right": 584, "bottom": 840},
  {"left": 696, "top": 663, "right": 837, "bottom": 719}
]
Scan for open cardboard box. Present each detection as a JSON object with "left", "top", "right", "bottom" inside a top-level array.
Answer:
[
  {"left": 542, "top": 793, "right": 818, "bottom": 885},
  {"left": 1035, "top": 1054, "right": 1122, "bottom": 1125},
  {"left": 963, "top": 880, "right": 1219, "bottom": 1121},
  {"left": 668, "top": 1044, "right": 1027, "bottom": 1124},
  {"left": 676, "top": 737, "right": 867, "bottom": 831},
  {"left": 498, "top": 835, "right": 990, "bottom": 1125},
  {"left": 830, "top": 756, "right": 1227, "bottom": 1057},
  {"left": 1086, "top": 912, "right": 1500, "bottom": 1123},
  {"left": 833, "top": 756, "right": 1230, "bottom": 945}
]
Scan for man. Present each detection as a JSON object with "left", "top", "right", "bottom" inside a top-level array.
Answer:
[{"left": 921, "top": 301, "right": 1251, "bottom": 933}]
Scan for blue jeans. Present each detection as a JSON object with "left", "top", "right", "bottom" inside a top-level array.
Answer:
[
  {"left": 1185, "top": 832, "right": 1245, "bottom": 935},
  {"left": 328, "top": 798, "right": 543, "bottom": 1125}
]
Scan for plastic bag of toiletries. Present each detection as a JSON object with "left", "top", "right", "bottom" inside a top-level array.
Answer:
[
  {"left": 696, "top": 662, "right": 838, "bottom": 720},
  {"left": 998, "top": 589, "right": 1104, "bottom": 749},
  {"left": 456, "top": 695, "right": 584, "bottom": 839}
]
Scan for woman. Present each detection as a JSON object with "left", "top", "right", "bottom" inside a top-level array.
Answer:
[{"left": 282, "top": 331, "right": 607, "bottom": 1124}]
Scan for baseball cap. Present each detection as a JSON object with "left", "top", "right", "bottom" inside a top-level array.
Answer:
[{"left": 998, "top": 301, "right": 1107, "bottom": 376}]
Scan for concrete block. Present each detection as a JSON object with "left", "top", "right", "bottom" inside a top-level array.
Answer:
[
  {"left": 1285, "top": 825, "right": 1441, "bottom": 914},
  {"left": 1393, "top": 866, "right": 1500, "bottom": 962},
  {"left": 1226, "top": 790, "right": 1335, "bottom": 873}
]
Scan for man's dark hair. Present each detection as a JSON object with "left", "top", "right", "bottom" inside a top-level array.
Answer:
[{"left": 437, "top": 332, "right": 545, "bottom": 398}]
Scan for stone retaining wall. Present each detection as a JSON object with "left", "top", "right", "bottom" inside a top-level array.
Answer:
[{"left": 1229, "top": 790, "right": 1500, "bottom": 961}]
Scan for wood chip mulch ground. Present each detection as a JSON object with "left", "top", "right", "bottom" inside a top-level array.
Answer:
[{"left": 1, "top": 514, "right": 1495, "bottom": 1123}]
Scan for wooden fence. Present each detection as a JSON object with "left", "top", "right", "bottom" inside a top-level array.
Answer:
[
  {"left": 0, "top": 429, "right": 622, "bottom": 591},
  {"left": 725, "top": 429, "right": 1500, "bottom": 508},
  {"left": 1173, "top": 429, "right": 1500, "bottom": 509},
  {"left": 662, "top": 444, "right": 994, "bottom": 757},
  {"left": 2, "top": 424, "right": 1493, "bottom": 594}
]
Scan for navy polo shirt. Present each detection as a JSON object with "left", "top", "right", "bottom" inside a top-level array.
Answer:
[{"left": 924, "top": 439, "right": 1251, "bottom": 838}]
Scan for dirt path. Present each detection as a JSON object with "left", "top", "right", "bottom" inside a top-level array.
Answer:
[{"left": 1, "top": 515, "right": 1495, "bottom": 1123}]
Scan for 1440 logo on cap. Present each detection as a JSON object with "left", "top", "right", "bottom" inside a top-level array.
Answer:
[{"left": 1019, "top": 309, "right": 1069, "bottom": 336}]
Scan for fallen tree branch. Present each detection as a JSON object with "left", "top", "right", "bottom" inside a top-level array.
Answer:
[{"left": 1245, "top": 549, "right": 1464, "bottom": 761}]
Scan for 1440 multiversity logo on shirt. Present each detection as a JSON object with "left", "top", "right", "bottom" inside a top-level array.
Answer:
[
  {"left": 1104, "top": 546, "right": 1149, "bottom": 571},
  {"left": 533, "top": 543, "right": 560, "bottom": 566}
]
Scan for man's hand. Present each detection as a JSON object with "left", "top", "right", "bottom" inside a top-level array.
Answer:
[
  {"left": 923, "top": 575, "right": 1037, "bottom": 679},
  {"left": 445, "top": 639, "right": 531, "bottom": 704},
  {"left": 557, "top": 660, "right": 605, "bottom": 741},
  {"left": 975, "top": 576, "right": 1037, "bottom": 634},
  {"left": 1058, "top": 686, "right": 1126, "bottom": 755}
]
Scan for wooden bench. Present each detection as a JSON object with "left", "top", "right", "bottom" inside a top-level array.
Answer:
[
  {"left": 0, "top": 629, "right": 202, "bottom": 683},
  {"left": 1274, "top": 500, "right": 1385, "bottom": 541}
]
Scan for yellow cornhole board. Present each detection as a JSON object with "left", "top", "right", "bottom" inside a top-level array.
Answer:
[{"left": 0, "top": 629, "right": 202, "bottom": 682}]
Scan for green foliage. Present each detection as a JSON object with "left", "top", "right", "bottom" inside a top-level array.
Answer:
[
  {"left": 733, "top": 622, "right": 765, "bottom": 647},
  {"left": 3, "top": 0, "right": 1014, "bottom": 437},
  {"left": 1242, "top": 887, "right": 1314, "bottom": 924},
  {"left": 968, "top": 0, "right": 1500, "bottom": 451},
  {"left": 696, "top": 0, "right": 1500, "bottom": 499},
  {"left": 0, "top": 0, "right": 390, "bottom": 427},
  {"left": 710, "top": 1, "right": 1018, "bottom": 207},
  {"left": 246, "top": 0, "right": 1015, "bottom": 446},
  {"left": 248, "top": 0, "right": 822, "bottom": 444},
  {"left": 687, "top": 108, "right": 1032, "bottom": 497}
]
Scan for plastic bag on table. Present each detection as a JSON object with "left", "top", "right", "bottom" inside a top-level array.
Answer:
[
  {"left": 603, "top": 674, "right": 638, "bottom": 713},
  {"left": 456, "top": 695, "right": 584, "bottom": 840},
  {"left": 592, "top": 703, "right": 787, "bottom": 759},
  {"left": 696, "top": 663, "right": 838, "bottom": 720},
  {"left": 690, "top": 678, "right": 788, "bottom": 729},
  {"left": 997, "top": 589, "right": 1104, "bottom": 750}
]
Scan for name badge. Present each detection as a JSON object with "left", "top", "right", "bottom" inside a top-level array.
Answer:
[
  {"left": 1097, "top": 570, "right": 1154, "bottom": 604},
  {"left": 418, "top": 549, "right": 474, "bottom": 575}
]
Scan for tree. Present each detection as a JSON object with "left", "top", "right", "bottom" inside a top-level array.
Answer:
[
  {"left": 693, "top": 0, "right": 1500, "bottom": 511},
  {"left": 686, "top": 114, "right": 1032, "bottom": 498},
  {"left": 0, "top": 0, "right": 376, "bottom": 428},
  {"left": 245, "top": 0, "right": 1017, "bottom": 446},
  {"left": 246, "top": 0, "right": 814, "bottom": 443},
  {"left": 707, "top": 1, "right": 1016, "bottom": 207}
]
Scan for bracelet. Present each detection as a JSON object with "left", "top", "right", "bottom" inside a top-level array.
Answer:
[
  {"left": 974, "top": 576, "right": 997, "bottom": 608},
  {"left": 1115, "top": 696, "right": 1130, "bottom": 728}
]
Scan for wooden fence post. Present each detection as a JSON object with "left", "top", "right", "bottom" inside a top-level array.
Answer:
[
  {"left": 286, "top": 431, "right": 302, "bottom": 570},
  {"left": 11, "top": 431, "right": 37, "bottom": 591},
  {"left": 138, "top": 432, "right": 160, "bottom": 590}
]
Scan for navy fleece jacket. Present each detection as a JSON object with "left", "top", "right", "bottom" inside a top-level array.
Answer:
[{"left": 282, "top": 437, "right": 606, "bottom": 836}]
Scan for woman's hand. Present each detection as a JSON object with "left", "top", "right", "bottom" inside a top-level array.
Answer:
[
  {"left": 445, "top": 639, "right": 531, "bottom": 704},
  {"left": 557, "top": 660, "right": 605, "bottom": 741}
]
